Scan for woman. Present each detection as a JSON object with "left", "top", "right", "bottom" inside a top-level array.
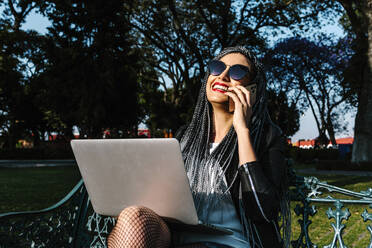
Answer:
[{"left": 108, "top": 46, "right": 290, "bottom": 248}]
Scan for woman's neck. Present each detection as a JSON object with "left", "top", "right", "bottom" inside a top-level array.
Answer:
[{"left": 210, "top": 108, "right": 233, "bottom": 143}]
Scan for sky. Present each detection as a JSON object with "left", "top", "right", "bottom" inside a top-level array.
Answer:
[{"left": 18, "top": 8, "right": 356, "bottom": 142}]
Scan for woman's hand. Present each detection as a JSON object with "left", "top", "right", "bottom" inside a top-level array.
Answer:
[
  {"left": 224, "top": 85, "right": 257, "bottom": 165},
  {"left": 224, "top": 85, "right": 253, "bottom": 132}
]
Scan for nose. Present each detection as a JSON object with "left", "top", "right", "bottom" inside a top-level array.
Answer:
[{"left": 218, "top": 66, "right": 230, "bottom": 82}]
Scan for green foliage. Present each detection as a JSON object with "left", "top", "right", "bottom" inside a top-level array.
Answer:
[
  {"left": 0, "top": 0, "right": 351, "bottom": 144},
  {"left": 0, "top": 146, "right": 74, "bottom": 159},
  {"left": 0, "top": 24, "right": 47, "bottom": 148},
  {"left": 39, "top": 0, "right": 146, "bottom": 138},
  {"left": 267, "top": 89, "right": 300, "bottom": 137},
  {"left": 335, "top": 0, "right": 372, "bottom": 163},
  {"left": 314, "top": 160, "right": 372, "bottom": 171},
  {"left": 126, "top": 0, "right": 342, "bottom": 131},
  {"left": 289, "top": 147, "right": 340, "bottom": 163},
  {"left": 265, "top": 36, "right": 353, "bottom": 145},
  {"left": 0, "top": 0, "right": 157, "bottom": 144}
]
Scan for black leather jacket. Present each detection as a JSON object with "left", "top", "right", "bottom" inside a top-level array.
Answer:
[
  {"left": 177, "top": 123, "right": 287, "bottom": 248},
  {"left": 227, "top": 123, "right": 287, "bottom": 248}
]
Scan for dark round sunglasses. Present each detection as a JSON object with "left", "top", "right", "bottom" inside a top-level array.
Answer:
[{"left": 208, "top": 60, "right": 252, "bottom": 80}]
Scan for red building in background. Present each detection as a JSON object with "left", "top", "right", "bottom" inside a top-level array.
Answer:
[
  {"left": 292, "top": 137, "right": 354, "bottom": 149},
  {"left": 335, "top": 137, "right": 354, "bottom": 145},
  {"left": 292, "top": 139, "right": 316, "bottom": 149},
  {"left": 138, "top": 129, "right": 151, "bottom": 138}
]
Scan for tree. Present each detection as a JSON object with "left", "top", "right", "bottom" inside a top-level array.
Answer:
[
  {"left": 266, "top": 89, "right": 300, "bottom": 138},
  {"left": 39, "top": 0, "right": 150, "bottom": 138},
  {"left": 0, "top": 0, "right": 38, "bottom": 31},
  {"left": 0, "top": 0, "right": 48, "bottom": 148},
  {"left": 125, "top": 0, "right": 342, "bottom": 131},
  {"left": 265, "top": 37, "right": 352, "bottom": 146},
  {"left": 0, "top": 0, "right": 350, "bottom": 146},
  {"left": 335, "top": 0, "right": 372, "bottom": 163}
]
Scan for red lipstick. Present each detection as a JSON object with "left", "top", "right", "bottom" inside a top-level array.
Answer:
[{"left": 212, "top": 82, "right": 229, "bottom": 93}]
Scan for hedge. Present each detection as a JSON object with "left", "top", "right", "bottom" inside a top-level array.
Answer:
[
  {"left": 0, "top": 142, "right": 74, "bottom": 160},
  {"left": 288, "top": 146, "right": 340, "bottom": 163}
]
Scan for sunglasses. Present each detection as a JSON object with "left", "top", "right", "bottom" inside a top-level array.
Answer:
[{"left": 208, "top": 60, "right": 252, "bottom": 81}]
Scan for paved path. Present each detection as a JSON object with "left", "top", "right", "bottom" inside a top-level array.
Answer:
[
  {"left": 297, "top": 167, "right": 372, "bottom": 177},
  {"left": 0, "top": 160, "right": 76, "bottom": 168}
]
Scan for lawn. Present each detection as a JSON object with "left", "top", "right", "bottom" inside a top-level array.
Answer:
[
  {"left": 0, "top": 166, "right": 371, "bottom": 247},
  {"left": 293, "top": 171, "right": 372, "bottom": 248},
  {"left": 0, "top": 166, "right": 81, "bottom": 213}
]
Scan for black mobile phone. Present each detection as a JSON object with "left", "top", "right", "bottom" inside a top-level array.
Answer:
[{"left": 228, "top": 84, "right": 257, "bottom": 112}]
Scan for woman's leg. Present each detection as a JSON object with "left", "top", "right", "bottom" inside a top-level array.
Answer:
[{"left": 107, "top": 206, "right": 171, "bottom": 248}]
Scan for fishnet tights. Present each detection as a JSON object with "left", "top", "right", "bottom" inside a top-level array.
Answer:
[{"left": 107, "top": 206, "right": 207, "bottom": 248}]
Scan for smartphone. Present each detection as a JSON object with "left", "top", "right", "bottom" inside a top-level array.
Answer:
[{"left": 228, "top": 84, "right": 257, "bottom": 113}]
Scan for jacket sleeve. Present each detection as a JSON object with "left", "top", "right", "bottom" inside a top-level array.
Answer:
[{"left": 238, "top": 129, "right": 287, "bottom": 223}]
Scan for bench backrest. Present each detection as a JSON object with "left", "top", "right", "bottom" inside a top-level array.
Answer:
[{"left": 1, "top": 170, "right": 372, "bottom": 248}]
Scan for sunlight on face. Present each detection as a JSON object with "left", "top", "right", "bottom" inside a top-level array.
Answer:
[{"left": 206, "top": 53, "right": 255, "bottom": 106}]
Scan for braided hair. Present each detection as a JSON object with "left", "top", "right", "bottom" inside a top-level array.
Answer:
[{"left": 177, "top": 46, "right": 290, "bottom": 248}]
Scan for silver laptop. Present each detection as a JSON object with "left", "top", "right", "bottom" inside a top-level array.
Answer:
[{"left": 71, "top": 138, "right": 232, "bottom": 235}]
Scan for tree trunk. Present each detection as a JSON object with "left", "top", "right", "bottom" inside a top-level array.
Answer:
[
  {"left": 352, "top": 0, "right": 372, "bottom": 163},
  {"left": 326, "top": 112, "right": 337, "bottom": 146},
  {"left": 326, "top": 123, "right": 337, "bottom": 146},
  {"left": 32, "top": 129, "right": 41, "bottom": 148},
  {"left": 6, "top": 120, "right": 18, "bottom": 150}
]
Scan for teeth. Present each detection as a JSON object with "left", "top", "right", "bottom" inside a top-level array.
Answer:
[{"left": 213, "top": 84, "right": 228, "bottom": 91}]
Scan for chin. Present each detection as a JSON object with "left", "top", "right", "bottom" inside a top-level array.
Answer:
[{"left": 207, "top": 95, "right": 228, "bottom": 106}]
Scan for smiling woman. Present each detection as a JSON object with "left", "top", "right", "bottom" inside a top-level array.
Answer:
[
  {"left": 107, "top": 47, "right": 290, "bottom": 248},
  {"left": 207, "top": 54, "right": 258, "bottom": 117}
]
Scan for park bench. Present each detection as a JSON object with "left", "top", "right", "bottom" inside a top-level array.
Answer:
[{"left": 1, "top": 167, "right": 371, "bottom": 248}]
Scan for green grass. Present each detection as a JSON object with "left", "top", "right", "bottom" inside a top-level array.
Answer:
[
  {"left": 1, "top": 166, "right": 371, "bottom": 247},
  {"left": 0, "top": 166, "right": 81, "bottom": 213},
  {"left": 292, "top": 172, "right": 372, "bottom": 248}
]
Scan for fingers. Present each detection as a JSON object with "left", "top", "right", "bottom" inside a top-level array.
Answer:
[
  {"left": 235, "top": 85, "right": 251, "bottom": 106},
  {"left": 224, "top": 91, "right": 240, "bottom": 108},
  {"left": 229, "top": 86, "right": 247, "bottom": 107},
  {"left": 225, "top": 86, "right": 252, "bottom": 107}
]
